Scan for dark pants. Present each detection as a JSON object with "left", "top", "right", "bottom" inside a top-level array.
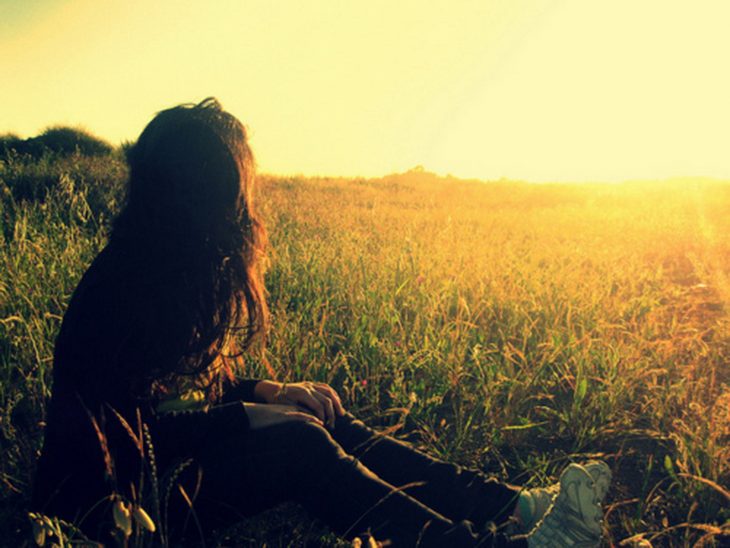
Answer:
[{"left": 156, "top": 405, "right": 527, "bottom": 547}]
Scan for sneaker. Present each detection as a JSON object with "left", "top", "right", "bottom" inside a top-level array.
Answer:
[
  {"left": 519, "top": 460, "right": 611, "bottom": 535},
  {"left": 517, "top": 485, "right": 558, "bottom": 534},
  {"left": 526, "top": 463, "right": 605, "bottom": 547}
]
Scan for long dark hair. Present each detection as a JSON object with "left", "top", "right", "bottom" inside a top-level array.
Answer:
[{"left": 111, "top": 98, "right": 268, "bottom": 392}]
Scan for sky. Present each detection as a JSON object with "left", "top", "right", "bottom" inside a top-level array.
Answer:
[{"left": 1, "top": 0, "right": 729, "bottom": 182}]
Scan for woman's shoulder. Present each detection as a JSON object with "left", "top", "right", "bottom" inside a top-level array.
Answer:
[
  {"left": 77, "top": 240, "right": 139, "bottom": 288},
  {"left": 63, "top": 244, "right": 128, "bottom": 315},
  {"left": 54, "top": 243, "right": 147, "bottom": 359},
  {"left": 54, "top": 240, "right": 189, "bottom": 379}
]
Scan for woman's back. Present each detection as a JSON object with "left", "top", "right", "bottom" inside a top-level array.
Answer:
[{"left": 33, "top": 241, "right": 167, "bottom": 529}]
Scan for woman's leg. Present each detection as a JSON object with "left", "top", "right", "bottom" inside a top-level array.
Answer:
[
  {"left": 155, "top": 404, "right": 526, "bottom": 547},
  {"left": 331, "top": 413, "right": 521, "bottom": 531}
]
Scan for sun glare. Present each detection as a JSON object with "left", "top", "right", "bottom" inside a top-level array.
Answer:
[{"left": 1, "top": 0, "right": 729, "bottom": 181}]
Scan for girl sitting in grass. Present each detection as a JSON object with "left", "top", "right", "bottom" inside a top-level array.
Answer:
[{"left": 32, "top": 98, "right": 610, "bottom": 547}]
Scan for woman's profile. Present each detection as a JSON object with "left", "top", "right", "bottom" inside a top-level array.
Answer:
[{"left": 32, "top": 98, "right": 611, "bottom": 547}]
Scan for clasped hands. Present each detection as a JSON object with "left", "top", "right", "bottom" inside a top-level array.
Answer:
[{"left": 244, "top": 380, "right": 346, "bottom": 431}]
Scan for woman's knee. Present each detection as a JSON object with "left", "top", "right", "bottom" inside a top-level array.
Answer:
[
  {"left": 279, "top": 420, "right": 354, "bottom": 478},
  {"left": 293, "top": 420, "right": 342, "bottom": 453},
  {"left": 334, "top": 411, "right": 363, "bottom": 430}
]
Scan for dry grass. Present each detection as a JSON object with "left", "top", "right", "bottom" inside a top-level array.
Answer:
[{"left": 1, "top": 153, "right": 728, "bottom": 546}]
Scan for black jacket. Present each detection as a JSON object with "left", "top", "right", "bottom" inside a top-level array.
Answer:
[{"left": 32, "top": 240, "right": 259, "bottom": 535}]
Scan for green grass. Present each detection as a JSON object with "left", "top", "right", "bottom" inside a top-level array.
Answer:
[{"left": 1, "top": 152, "right": 728, "bottom": 546}]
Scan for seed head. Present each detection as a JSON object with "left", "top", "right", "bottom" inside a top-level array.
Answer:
[
  {"left": 112, "top": 498, "right": 132, "bottom": 537},
  {"left": 133, "top": 505, "right": 156, "bottom": 533}
]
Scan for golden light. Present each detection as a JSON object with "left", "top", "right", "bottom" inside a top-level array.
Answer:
[{"left": 1, "top": 0, "right": 729, "bottom": 182}]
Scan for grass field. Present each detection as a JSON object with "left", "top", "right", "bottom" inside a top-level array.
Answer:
[{"left": 1, "top": 150, "right": 729, "bottom": 546}]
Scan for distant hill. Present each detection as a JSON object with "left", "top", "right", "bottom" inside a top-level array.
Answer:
[{"left": 0, "top": 126, "right": 114, "bottom": 159}]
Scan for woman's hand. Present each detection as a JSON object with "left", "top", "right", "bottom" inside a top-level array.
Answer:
[
  {"left": 244, "top": 403, "right": 325, "bottom": 430},
  {"left": 254, "top": 380, "right": 345, "bottom": 428}
]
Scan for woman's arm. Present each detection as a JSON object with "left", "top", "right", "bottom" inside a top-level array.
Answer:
[
  {"left": 222, "top": 378, "right": 345, "bottom": 428},
  {"left": 220, "top": 378, "right": 262, "bottom": 403},
  {"left": 253, "top": 380, "right": 346, "bottom": 429}
]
